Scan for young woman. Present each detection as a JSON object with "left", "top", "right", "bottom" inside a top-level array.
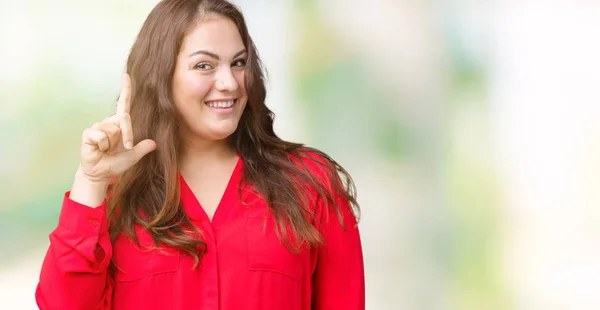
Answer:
[{"left": 35, "top": 1, "right": 364, "bottom": 309}]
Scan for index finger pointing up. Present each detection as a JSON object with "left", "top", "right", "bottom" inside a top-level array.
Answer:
[{"left": 117, "top": 73, "right": 132, "bottom": 115}]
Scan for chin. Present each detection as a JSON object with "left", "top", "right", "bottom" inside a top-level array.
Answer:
[{"left": 205, "top": 126, "right": 239, "bottom": 141}]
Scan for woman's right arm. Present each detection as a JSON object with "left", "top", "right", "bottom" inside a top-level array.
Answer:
[
  {"left": 35, "top": 73, "right": 156, "bottom": 310},
  {"left": 35, "top": 177, "right": 114, "bottom": 310}
]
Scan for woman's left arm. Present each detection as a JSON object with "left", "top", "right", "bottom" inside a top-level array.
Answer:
[{"left": 311, "top": 195, "right": 365, "bottom": 310}]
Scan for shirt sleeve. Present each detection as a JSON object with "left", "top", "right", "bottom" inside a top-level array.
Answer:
[
  {"left": 311, "top": 193, "right": 366, "bottom": 310},
  {"left": 35, "top": 191, "right": 114, "bottom": 310}
]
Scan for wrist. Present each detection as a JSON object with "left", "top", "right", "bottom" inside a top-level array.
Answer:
[
  {"left": 75, "top": 166, "right": 111, "bottom": 187},
  {"left": 70, "top": 168, "right": 110, "bottom": 208}
]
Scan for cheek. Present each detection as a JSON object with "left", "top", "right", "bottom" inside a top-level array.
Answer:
[
  {"left": 236, "top": 71, "right": 247, "bottom": 95},
  {"left": 173, "top": 75, "right": 214, "bottom": 118},
  {"left": 185, "top": 76, "right": 214, "bottom": 100},
  {"left": 175, "top": 72, "right": 213, "bottom": 103}
]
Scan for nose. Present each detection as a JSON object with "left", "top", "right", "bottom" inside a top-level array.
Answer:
[{"left": 214, "top": 66, "right": 239, "bottom": 92}]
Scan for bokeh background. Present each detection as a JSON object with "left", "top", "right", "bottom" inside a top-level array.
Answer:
[{"left": 1, "top": 1, "right": 599, "bottom": 309}]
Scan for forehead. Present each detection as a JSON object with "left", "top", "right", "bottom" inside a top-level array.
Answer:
[{"left": 180, "top": 16, "right": 245, "bottom": 56}]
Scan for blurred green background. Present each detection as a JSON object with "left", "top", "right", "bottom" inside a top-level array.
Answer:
[{"left": 1, "top": 1, "right": 600, "bottom": 309}]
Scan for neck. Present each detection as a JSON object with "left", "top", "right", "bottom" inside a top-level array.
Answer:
[{"left": 179, "top": 137, "right": 237, "bottom": 172}]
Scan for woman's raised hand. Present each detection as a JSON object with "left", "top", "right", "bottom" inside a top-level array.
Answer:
[{"left": 78, "top": 73, "right": 156, "bottom": 185}]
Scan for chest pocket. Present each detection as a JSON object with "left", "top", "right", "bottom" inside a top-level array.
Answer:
[
  {"left": 246, "top": 216, "right": 307, "bottom": 281},
  {"left": 112, "top": 226, "right": 180, "bottom": 283}
]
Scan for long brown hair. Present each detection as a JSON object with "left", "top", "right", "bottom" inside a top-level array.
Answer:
[{"left": 107, "top": 0, "right": 359, "bottom": 265}]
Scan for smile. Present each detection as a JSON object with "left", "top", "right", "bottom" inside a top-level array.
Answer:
[
  {"left": 205, "top": 99, "right": 236, "bottom": 109},
  {"left": 204, "top": 98, "right": 238, "bottom": 114}
]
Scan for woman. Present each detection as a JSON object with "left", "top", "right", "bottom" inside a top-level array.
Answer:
[{"left": 35, "top": 0, "right": 364, "bottom": 309}]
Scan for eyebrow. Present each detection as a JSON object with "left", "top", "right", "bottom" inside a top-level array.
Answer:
[{"left": 188, "top": 49, "right": 247, "bottom": 60}]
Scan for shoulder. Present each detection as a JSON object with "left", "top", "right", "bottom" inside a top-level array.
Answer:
[
  {"left": 286, "top": 147, "right": 359, "bottom": 227},
  {"left": 285, "top": 147, "right": 337, "bottom": 180},
  {"left": 284, "top": 147, "right": 346, "bottom": 205}
]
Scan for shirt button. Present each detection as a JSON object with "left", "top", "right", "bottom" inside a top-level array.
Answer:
[{"left": 89, "top": 219, "right": 99, "bottom": 226}]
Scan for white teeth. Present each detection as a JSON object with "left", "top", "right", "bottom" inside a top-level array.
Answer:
[{"left": 207, "top": 100, "right": 234, "bottom": 108}]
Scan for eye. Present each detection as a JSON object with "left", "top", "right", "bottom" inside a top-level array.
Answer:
[
  {"left": 232, "top": 59, "right": 247, "bottom": 68},
  {"left": 194, "top": 62, "right": 214, "bottom": 70}
]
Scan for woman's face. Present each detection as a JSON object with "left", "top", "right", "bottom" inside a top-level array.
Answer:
[{"left": 172, "top": 15, "right": 248, "bottom": 144}]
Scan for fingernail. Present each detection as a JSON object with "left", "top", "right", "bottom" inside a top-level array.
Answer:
[{"left": 125, "top": 141, "right": 133, "bottom": 149}]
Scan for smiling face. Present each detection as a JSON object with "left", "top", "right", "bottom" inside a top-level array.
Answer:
[{"left": 172, "top": 15, "right": 248, "bottom": 145}]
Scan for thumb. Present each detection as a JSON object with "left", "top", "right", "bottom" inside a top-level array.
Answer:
[{"left": 127, "top": 139, "right": 157, "bottom": 163}]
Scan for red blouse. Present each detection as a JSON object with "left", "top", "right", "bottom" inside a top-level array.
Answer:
[{"left": 35, "top": 155, "right": 365, "bottom": 310}]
